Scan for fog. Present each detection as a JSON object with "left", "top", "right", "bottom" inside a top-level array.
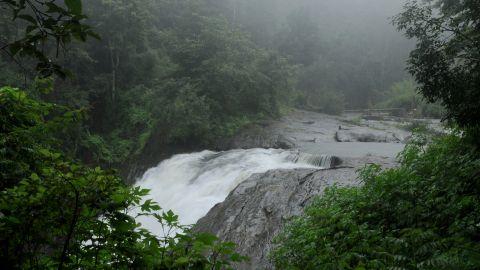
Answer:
[
  {"left": 212, "top": 0, "right": 410, "bottom": 45},
  {"left": 206, "top": 0, "right": 414, "bottom": 109}
]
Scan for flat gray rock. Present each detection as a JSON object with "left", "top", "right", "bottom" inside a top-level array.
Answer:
[{"left": 335, "top": 130, "right": 402, "bottom": 143}]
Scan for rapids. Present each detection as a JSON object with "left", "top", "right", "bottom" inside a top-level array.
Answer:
[{"left": 135, "top": 148, "right": 332, "bottom": 235}]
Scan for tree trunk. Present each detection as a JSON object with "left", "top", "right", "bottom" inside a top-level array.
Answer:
[{"left": 108, "top": 39, "right": 119, "bottom": 105}]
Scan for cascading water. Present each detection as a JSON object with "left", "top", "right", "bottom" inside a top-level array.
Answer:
[
  {"left": 135, "top": 148, "right": 333, "bottom": 235},
  {"left": 286, "top": 152, "right": 334, "bottom": 168}
]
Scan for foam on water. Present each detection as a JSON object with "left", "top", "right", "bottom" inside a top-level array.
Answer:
[{"left": 135, "top": 148, "right": 332, "bottom": 235}]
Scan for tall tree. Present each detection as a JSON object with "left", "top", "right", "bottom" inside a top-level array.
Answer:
[
  {"left": 0, "top": 0, "right": 97, "bottom": 77},
  {"left": 276, "top": 7, "right": 322, "bottom": 66},
  {"left": 394, "top": 0, "right": 480, "bottom": 128}
]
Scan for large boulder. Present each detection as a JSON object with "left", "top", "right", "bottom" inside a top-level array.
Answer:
[{"left": 195, "top": 156, "right": 395, "bottom": 269}]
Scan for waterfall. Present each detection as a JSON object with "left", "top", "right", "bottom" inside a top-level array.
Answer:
[
  {"left": 135, "top": 148, "right": 333, "bottom": 235},
  {"left": 286, "top": 152, "right": 334, "bottom": 168}
]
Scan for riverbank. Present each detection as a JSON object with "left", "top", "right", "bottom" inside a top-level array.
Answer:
[{"left": 218, "top": 109, "right": 416, "bottom": 157}]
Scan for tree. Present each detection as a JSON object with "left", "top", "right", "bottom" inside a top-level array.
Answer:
[
  {"left": 0, "top": 1, "right": 247, "bottom": 267},
  {"left": 0, "top": 86, "right": 245, "bottom": 269},
  {"left": 394, "top": 0, "right": 480, "bottom": 128},
  {"left": 0, "top": 0, "right": 97, "bottom": 77},
  {"left": 276, "top": 7, "right": 323, "bottom": 66}
]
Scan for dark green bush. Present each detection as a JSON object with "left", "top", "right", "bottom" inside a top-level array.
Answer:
[
  {"left": 0, "top": 87, "right": 245, "bottom": 269},
  {"left": 394, "top": 0, "right": 480, "bottom": 128},
  {"left": 272, "top": 133, "right": 480, "bottom": 269}
]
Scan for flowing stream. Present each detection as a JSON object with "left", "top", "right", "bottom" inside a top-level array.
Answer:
[{"left": 135, "top": 148, "right": 332, "bottom": 235}]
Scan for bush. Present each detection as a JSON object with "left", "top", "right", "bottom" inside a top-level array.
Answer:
[
  {"left": 377, "top": 80, "right": 444, "bottom": 118},
  {"left": 272, "top": 133, "right": 480, "bottom": 269},
  {"left": 0, "top": 87, "right": 245, "bottom": 269},
  {"left": 394, "top": 0, "right": 480, "bottom": 128}
]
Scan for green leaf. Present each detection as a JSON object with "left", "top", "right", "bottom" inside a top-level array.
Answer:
[
  {"left": 175, "top": 257, "right": 189, "bottom": 265},
  {"left": 46, "top": 3, "right": 66, "bottom": 14},
  {"left": 8, "top": 42, "right": 22, "bottom": 55},
  {"left": 26, "top": 25, "right": 36, "bottom": 33},
  {"left": 87, "top": 31, "right": 101, "bottom": 40},
  {"left": 17, "top": 14, "right": 36, "bottom": 24},
  {"left": 195, "top": 233, "right": 218, "bottom": 246},
  {"left": 64, "top": 0, "right": 82, "bottom": 16}
]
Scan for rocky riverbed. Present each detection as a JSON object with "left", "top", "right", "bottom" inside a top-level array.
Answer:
[
  {"left": 195, "top": 156, "right": 395, "bottom": 269},
  {"left": 218, "top": 110, "right": 412, "bottom": 157}
]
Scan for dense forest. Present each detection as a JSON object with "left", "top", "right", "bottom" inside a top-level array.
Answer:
[
  {"left": 1, "top": 0, "right": 479, "bottom": 269},
  {"left": 1, "top": 0, "right": 427, "bottom": 171}
]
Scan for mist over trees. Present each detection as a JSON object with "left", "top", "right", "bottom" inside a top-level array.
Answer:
[
  {"left": 0, "top": 0, "right": 414, "bottom": 168},
  {"left": 210, "top": 0, "right": 414, "bottom": 109}
]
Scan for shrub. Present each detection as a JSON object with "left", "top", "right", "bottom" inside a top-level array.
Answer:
[
  {"left": 272, "top": 133, "right": 480, "bottom": 269},
  {"left": 394, "top": 0, "right": 480, "bottom": 128},
  {"left": 0, "top": 87, "right": 245, "bottom": 269},
  {"left": 377, "top": 80, "right": 444, "bottom": 118}
]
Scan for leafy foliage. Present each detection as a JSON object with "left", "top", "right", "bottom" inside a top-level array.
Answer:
[
  {"left": 0, "top": 0, "right": 97, "bottom": 77},
  {"left": 376, "top": 79, "right": 444, "bottom": 118},
  {"left": 21, "top": 0, "right": 296, "bottom": 166},
  {"left": 0, "top": 86, "right": 246, "bottom": 269},
  {"left": 296, "top": 86, "right": 345, "bottom": 116},
  {"left": 272, "top": 134, "right": 480, "bottom": 269},
  {"left": 272, "top": 2, "right": 479, "bottom": 268},
  {"left": 394, "top": 0, "right": 480, "bottom": 128}
]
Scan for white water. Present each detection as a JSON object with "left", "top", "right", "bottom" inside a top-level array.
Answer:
[{"left": 135, "top": 148, "right": 332, "bottom": 235}]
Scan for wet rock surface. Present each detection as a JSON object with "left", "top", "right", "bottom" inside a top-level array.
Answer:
[
  {"left": 195, "top": 156, "right": 396, "bottom": 269},
  {"left": 334, "top": 129, "right": 402, "bottom": 143},
  {"left": 223, "top": 130, "right": 297, "bottom": 150},
  {"left": 220, "top": 110, "right": 413, "bottom": 157},
  {"left": 196, "top": 110, "right": 429, "bottom": 268}
]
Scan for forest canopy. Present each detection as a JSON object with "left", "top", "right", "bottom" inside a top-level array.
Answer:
[{"left": 1, "top": 0, "right": 416, "bottom": 171}]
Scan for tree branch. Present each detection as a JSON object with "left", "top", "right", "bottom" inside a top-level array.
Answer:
[{"left": 58, "top": 180, "right": 80, "bottom": 270}]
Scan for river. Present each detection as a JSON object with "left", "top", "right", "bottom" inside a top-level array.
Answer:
[
  {"left": 135, "top": 148, "right": 333, "bottom": 232},
  {"left": 134, "top": 110, "right": 427, "bottom": 236}
]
